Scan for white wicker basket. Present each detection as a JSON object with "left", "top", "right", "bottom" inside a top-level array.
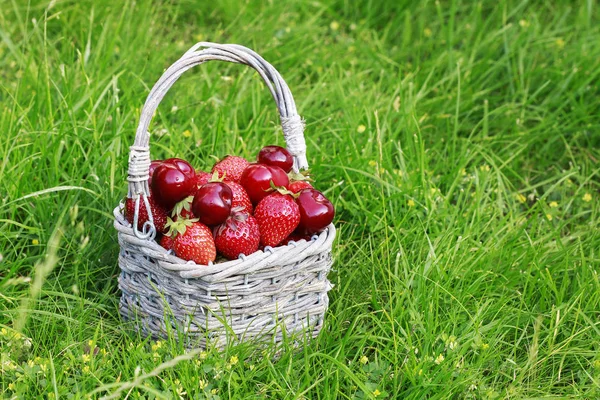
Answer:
[{"left": 113, "top": 42, "right": 336, "bottom": 348}]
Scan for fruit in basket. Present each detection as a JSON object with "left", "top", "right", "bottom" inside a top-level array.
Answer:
[
  {"left": 194, "top": 170, "right": 211, "bottom": 188},
  {"left": 125, "top": 195, "right": 169, "bottom": 233},
  {"left": 172, "top": 196, "right": 195, "bottom": 220},
  {"left": 168, "top": 219, "right": 216, "bottom": 264},
  {"left": 257, "top": 145, "right": 293, "bottom": 173},
  {"left": 284, "top": 231, "right": 312, "bottom": 245},
  {"left": 192, "top": 182, "right": 233, "bottom": 226},
  {"left": 159, "top": 233, "right": 174, "bottom": 250},
  {"left": 152, "top": 163, "right": 196, "bottom": 208},
  {"left": 288, "top": 180, "right": 313, "bottom": 193},
  {"left": 214, "top": 210, "right": 260, "bottom": 260},
  {"left": 240, "top": 164, "right": 289, "bottom": 204},
  {"left": 211, "top": 155, "right": 249, "bottom": 183},
  {"left": 254, "top": 189, "right": 300, "bottom": 247},
  {"left": 226, "top": 181, "right": 253, "bottom": 215},
  {"left": 148, "top": 160, "right": 164, "bottom": 182},
  {"left": 296, "top": 188, "right": 335, "bottom": 234},
  {"left": 164, "top": 157, "right": 195, "bottom": 176}
]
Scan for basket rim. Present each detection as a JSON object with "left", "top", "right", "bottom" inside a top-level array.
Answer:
[{"left": 114, "top": 203, "right": 336, "bottom": 280}]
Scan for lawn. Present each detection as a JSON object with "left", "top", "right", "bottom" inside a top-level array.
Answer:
[{"left": 1, "top": 0, "right": 599, "bottom": 398}]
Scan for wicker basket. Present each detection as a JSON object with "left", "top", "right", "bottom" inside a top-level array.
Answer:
[{"left": 113, "top": 42, "right": 336, "bottom": 349}]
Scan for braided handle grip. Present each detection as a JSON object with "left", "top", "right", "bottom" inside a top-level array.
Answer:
[{"left": 127, "top": 42, "right": 309, "bottom": 201}]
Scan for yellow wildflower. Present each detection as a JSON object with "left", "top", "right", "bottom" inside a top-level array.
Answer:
[
  {"left": 555, "top": 38, "right": 566, "bottom": 49},
  {"left": 434, "top": 353, "right": 445, "bottom": 365},
  {"left": 330, "top": 21, "right": 340, "bottom": 31},
  {"left": 583, "top": 193, "right": 592, "bottom": 202},
  {"left": 151, "top": 341, "right": 163, "bottom": 352},
  {"left": 481, "top": 343, "right": 490, "bottom": 350},
  {"left": 0, "top": 328, "right": 7, "bottom": 336},
  {"left": 357, "top": 124, "right": 366, "bottom": 133},
  {"left": 519, "top": 19, "right": 530, "bottom": 28},
  {"left": 373, "top": 389, "right": 381, "bottom": 397},
  {"left": 27, "top": 360, "right": 35, "bottom": 368},
  {"left": 8, "top": 383, "right": 15, "bottom": 391},
  {"left": 199, "top": 379, "right": 208, "bottom": 389},
  {"left": 516, "top": 194, "right": 527, "bottom": 204},
  {"left": 82, "top": 365, "right": 90, "bottom": 374},
  {"left": 211, "top": 389, "right": 218, "bottom": 395},
  {"left": 368, "top": 160, "right": 377, "bottom": 167},
  {"left": 594, "top": 359, "right": 600, "bottom": 369},
  {"left": 229, "top": 355, "right": 239, "bottom": 365},
  {"left": 546, "top": 214, "right": 553, "bottom": 221},
  {"left": 480, "top": 165, "right": 490, "bottom": 172},
  {"left": 32, "top": 239, "right": 39, "bottom": 245},
  {"left": 360, "top": 355, "right": 369, "bottom": 364},
  {"left": 182, "top": 129, "right": 192, "bottom": 138},
  {"left": 100, "top": 348, "right": 108, "bottom": 357},
  {"left": 424, "top": 28, "right": 432, "bottom": 37},
  {"left": 549, "top": 201, "right": 558, "bottom": 208},
  {"left": 407, "top": 199, "right": 415, "bottom": 207}
]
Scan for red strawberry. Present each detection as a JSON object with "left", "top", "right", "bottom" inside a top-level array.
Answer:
[
  {"left": 171, "top": 196, "right": 195, "bottom": 220},
  {"left": 225, "top": 181, "right": 253, "bottom": 215},
  {"left": 289, "top": 181, "right": 313, "bottom": 193},
  {"left": 214, "top": 212, "right": 260, "bottom": 260},
  {"left": 195, "top": 171, "right": 211, "bottom": 188},
  {"left": 170, "top": 220, "right": 216, "bottom": 264},
  {"left": 254, "top": 191, "right": 300, "bottom": 247},
  {"left": 159, "top": 234, "right": 174, "bottom": 250},
  {"left": 211, "top": 156, "right": 249, "bottom": 183},
  {"left": 125, "top": 195, "right": 169, "bottom": 233}
]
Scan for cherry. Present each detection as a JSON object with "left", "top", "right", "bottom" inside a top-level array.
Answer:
[
  {"left": 240, "top": 164, "right": 289, "bottom": 205},
  {"left": 257, "top": 145, "right": 293, "bottom": 172},
  {"left": 192, "top": 182, "right": 233, "bottom": 226},
  {"left": 148, "top": 160, "right": 163, "bottom": 183},
  {"left": 152, "top": 163, "right": 195, "bottom": 208},
  {"left": 296, "top": 188, "right": 334, "bottom": 234},
  {"left": 163, "top": 158, "right": 195, "bottom": 176}
]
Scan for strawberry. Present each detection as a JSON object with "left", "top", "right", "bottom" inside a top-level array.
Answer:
[
  {"left": 211, "top": 156, "right": 249, "bottom": 183},
  {"left": 254, "top": 189, "right": 300, "bottom": 247},
  {"left": 195, "top": 171, "right": 211, "bottom": 188},
  {"left": 287, "top": 170, "right": 313, "bottom": 193},
  {"left": 171, "top": 196, "right": 195, "bottom": 220},
  {"left": 125, "top": 195, "right": 169, "bottom": 233},
  {"left": 288, "top": 181, "right": 313, "bottom": 193},
  {"left": 168, "top": 219, "right": 216, "bottom": 264},
  {"left": 225, "top": 181, "right": 253, "bottom": 215},
  {"left": 214, "top": 211, "right": 260, "bottom": 260},
  {"left": 159, "top": 234, "right": 174, "bottom": 250}
]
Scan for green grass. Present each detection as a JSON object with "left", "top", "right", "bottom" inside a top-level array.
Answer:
[{"left": 1, "top": 0, "right": 599, "bottom": 398}]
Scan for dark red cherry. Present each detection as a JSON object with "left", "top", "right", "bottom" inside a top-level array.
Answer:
[
  {"left": 257, "top": 145, "right": 293, "bottom": 173},
  {"left": 240, "top": 164, "right": 289, "bottom": 205},
  {"left": 163, "top": 158, "right": 195, "bottom": 176},
  {"left": 152, "top": 163, "right": 195, "bottom": 208},
  {"left": 192, "top": 182, "right": 233, "bottom": 226},
  {"left": 148, "top": 160, "right": 163, "bottom": 183},
  {"left": 296, "top": 188, "right": 334, "bottom": 234}
]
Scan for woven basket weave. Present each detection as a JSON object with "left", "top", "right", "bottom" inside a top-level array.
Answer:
[{"left": 113, "top": 42, "right": 336, "bottom": 349}]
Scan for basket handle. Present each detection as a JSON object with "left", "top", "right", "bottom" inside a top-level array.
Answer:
[{"left": 127, "top": 42, "right": 309, "bottom": 203}]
